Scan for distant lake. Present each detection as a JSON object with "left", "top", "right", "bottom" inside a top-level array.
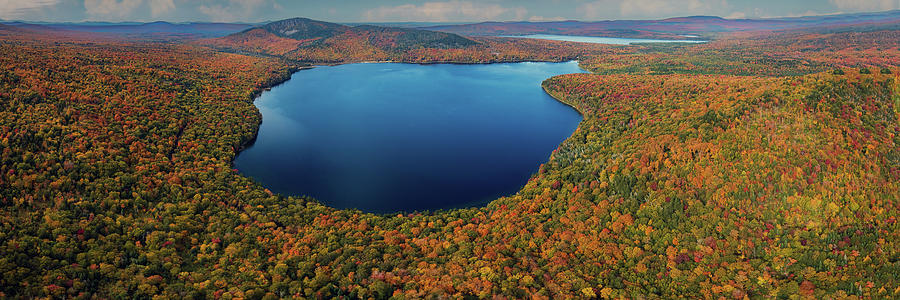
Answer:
[
  {"left": 502, "top": 34, "right": 706, "bottom": 45},
  {"left": 234, "top": 61, "right": 584, "bottom": 213}
]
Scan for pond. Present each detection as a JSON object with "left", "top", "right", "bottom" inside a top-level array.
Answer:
[
  {"left": 233, "top": 61, "right": 584, "bottom": 213},
  {"left": 501, "top": 34, "right": 706, "bottom": 45}
]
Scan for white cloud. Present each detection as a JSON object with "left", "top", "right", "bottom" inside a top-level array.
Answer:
[
  {"left": 581, "top": 0, "right": 732, "bottom": 20},
  {"left": 363, "top": 1, "right": 528, "bottom": 22},
  {"left": 199, "top": 0, "right": 269, "bottom": 22},
  {"left": 0, "top": 0, "right": 60, "bottom": 19},
  {"left": 84, "top": 0, "right": 142, "bottom": 21},
  {"left": 830, "top": 0, "right": 899, "bottom": 12},
  {"left": 149, "top": 0, "right": 174, "bottom": 17},
  {"left": 725, "top": 11, "right": 746, "bottom": 19},
  {"left": 197, "top": 4, "right": 230, "bottom": 22}
]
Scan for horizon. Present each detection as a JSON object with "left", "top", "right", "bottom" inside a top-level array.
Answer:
[
  {"left": 2, "top": 9, "right": 899, "bottom": 26},
  {"left": 1, "top": 0, "right": 899, "bottom": 23}
]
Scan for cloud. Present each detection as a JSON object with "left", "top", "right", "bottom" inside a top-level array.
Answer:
[
  {"left": 199, "top": 0, "right": 269, "bottom": 22},
  {"left": 830, "top": 0, "right": 899, "bottom": 12},
  {"left": 725, "top": 11, "right": 746, "bottom": 19},
  {"left": 197, "top": 4, "right": 230, "bottom": 22},
  {"left": 581, "top": 0, "right": 731, "bottom": 20},
  {"left": 0, "top": 0, "right": 60, "bottom": 19},
  {"left": 84, "top": 0, "right": 142, "bottom": 20},
  {"left": 149, "top": 0, "right": 174, "bottom": 17},
  {"left": 363, "top": 1, "right": 527, "bottom": 22}
]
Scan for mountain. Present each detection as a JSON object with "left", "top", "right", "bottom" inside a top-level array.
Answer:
[
  {"left": 250, "top": 17, "right": 478, "bottom": 49},
  {"left": 205, "top": 17, "right": 480, "bottom": 61},
  {"left": 422, "top": 10, "right": 900, "bottom": 38},
  {"left": 260, "top": 17, "right": 349, "bottom": 40}
]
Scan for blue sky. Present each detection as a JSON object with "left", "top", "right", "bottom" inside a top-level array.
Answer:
[{"left": 1, "top": 0, "right": 898, "bottom": 23}]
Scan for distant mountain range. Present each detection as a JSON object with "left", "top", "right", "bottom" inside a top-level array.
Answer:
[
  {"left": 421, "top": 10, "right": 900, "bottom": 38},
  {"left": 3, "top": 10, "right": 899, "bottom": 41}
]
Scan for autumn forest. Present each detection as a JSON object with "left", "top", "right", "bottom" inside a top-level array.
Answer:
[{"left": 1, "top": 7, "right": 899, "bottom": 299}]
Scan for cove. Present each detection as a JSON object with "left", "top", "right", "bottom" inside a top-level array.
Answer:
[
  {"left": 234, "top": 61, "right": 585, "bottom": 213},
  {"left": 501, "top": 34, "right": 706, "bottom": 45}
]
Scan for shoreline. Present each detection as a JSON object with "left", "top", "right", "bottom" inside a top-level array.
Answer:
[
  {"left": 307, "top": 57, "right": 582, "bottom": 68},
  {"left": 232, "top": 59, "right": 588, "bottom": 215},
  {"left": 542, "top": 84, "right": 586, "bottom": 118},
  {"left": 236, "top": 64, "right": 311, "bottom": 153}
]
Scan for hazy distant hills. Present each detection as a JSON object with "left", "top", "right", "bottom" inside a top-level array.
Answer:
[
  {"left": 60, "top": 21, "right": 254, "bottom": 37},
  {"left": 0, "top": 21, "right": 254, "bottom": 38},
  {"left": 422, "top": 10, "right": 900, "bottom": 38}
]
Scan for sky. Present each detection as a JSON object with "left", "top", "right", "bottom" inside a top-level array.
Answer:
[{"left": 0, "top": 0, "right": 898, "bottom": 23}]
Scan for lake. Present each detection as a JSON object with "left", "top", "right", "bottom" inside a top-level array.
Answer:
[
  {"left": 233, "top": 61, "right": 584, "bottom": 213},
  {"left": 502, "top": 34, "right": 706, "bottom": 45}
]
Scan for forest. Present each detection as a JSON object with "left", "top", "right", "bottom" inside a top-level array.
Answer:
[{"left": 0, "top": 16, "right": 899, "bottom": 299}]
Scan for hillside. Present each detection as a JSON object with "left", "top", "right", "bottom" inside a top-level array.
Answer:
[
  {"left": 1, "top": 15, "right": 899, "bottom": 299},
  {"left": 259, "top": 17, "right": 348, "bottom": 40},
  {"left": 206, "top": 17, "right": 480, "bottom": 61},
  {"left": 350, "top": 25, "right": 479, "bottom": 50},
  {"left": 201, "top": 17, "right": 618, "bottom": 64}
]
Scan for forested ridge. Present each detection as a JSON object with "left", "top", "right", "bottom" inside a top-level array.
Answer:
[
  {"left": 200, "top": 17, "right": 618, "bottom": 64},
  {"left": 1, "top": 20, "right": 899, "bottom": 299}
]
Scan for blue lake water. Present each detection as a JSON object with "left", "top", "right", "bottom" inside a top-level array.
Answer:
[
  {"left": 233, "top": 61, "right": 584, "bottom": 213},
  {"left": 502, "top": 34, "right": 706, "bottom": 45}
]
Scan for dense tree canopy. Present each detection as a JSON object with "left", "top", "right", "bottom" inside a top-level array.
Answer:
[{"left": 0, "top": 22, "right": 899, "bottom": 298}]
